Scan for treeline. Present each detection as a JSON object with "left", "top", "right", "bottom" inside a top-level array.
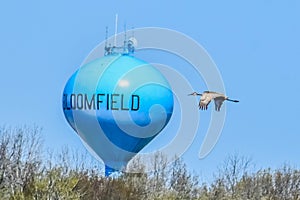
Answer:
[{"left": 1, "top": 126, "right": 300, "bottom": 200}]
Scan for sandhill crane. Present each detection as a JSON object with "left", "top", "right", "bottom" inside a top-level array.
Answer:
[{"left": 188, "top": 91, "right": 239, "bottom": 111}]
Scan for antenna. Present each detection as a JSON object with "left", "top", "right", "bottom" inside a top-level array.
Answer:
[
  {"left": 124, "top": 23, "right": 127, "bottom": 43},
  {"left": 105, "top": 26, "right": 108, "bottom": 48},
  {"left": 114, "top": 14, "right": 118, "bottom": 47},
  {"left": 123, "top": 23, "right": 127, "bottom": 53}
]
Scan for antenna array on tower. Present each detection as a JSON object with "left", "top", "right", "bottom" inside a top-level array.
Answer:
[{"left": 104, "top": 15, "right": 137, "bottom": 56}]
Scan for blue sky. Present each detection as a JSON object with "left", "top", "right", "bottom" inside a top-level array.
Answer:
[{"left": 1, "top": 1, "right": 300, "bottom": 181}]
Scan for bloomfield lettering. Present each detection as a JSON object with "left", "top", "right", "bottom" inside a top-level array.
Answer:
[{"left": 63, "top": 93, "right": 140, "bottom": 111}]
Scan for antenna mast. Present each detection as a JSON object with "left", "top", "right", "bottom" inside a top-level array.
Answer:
[
  {"left": 105, "top": 26, "right": 108, "bottom": 48},
  {"left": 114, "top": 14, "right": 118, "bottom": 47},
  {"left": 124, "top": 23, "right": 127, "bottom": 43}
]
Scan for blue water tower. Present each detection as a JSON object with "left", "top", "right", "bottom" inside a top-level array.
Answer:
[{"left": 63, "top": 36, "right": 173, "bottom": 176}]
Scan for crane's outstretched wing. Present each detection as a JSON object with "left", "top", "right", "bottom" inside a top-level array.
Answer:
[
  {"left": 214, "top": 96, "right": 225, "bottom": 111},
  {"left": 199, "top": 93, "right": 212, "bottom": 110}
]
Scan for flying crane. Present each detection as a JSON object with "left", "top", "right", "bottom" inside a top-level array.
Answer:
[{"left": 189, "top": 91, "right": 239, "bottom": 111}]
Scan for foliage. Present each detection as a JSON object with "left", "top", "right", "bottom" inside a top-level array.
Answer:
[{"left": 1, "top": 126, "right": 300, "bottom": 200}]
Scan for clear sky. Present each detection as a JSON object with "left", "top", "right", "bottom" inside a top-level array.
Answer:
[{"left": 1, "top": 1, "right": 300, "bottom": 181}]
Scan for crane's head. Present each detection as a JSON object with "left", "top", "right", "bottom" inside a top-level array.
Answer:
[{"left": 188, "top": 92, "right": 202, "bottom": 96}]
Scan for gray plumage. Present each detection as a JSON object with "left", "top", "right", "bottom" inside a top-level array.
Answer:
[{"left": 188, "top": 91, "right": 239, "bottom": 111}]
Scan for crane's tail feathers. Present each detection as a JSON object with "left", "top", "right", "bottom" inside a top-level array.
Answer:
[
  {"left": 227, "top": 99, "right": 239, "bottom": 103},
  {"left": 188, "top": 92, "right": 202, "bottom": 96}
]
